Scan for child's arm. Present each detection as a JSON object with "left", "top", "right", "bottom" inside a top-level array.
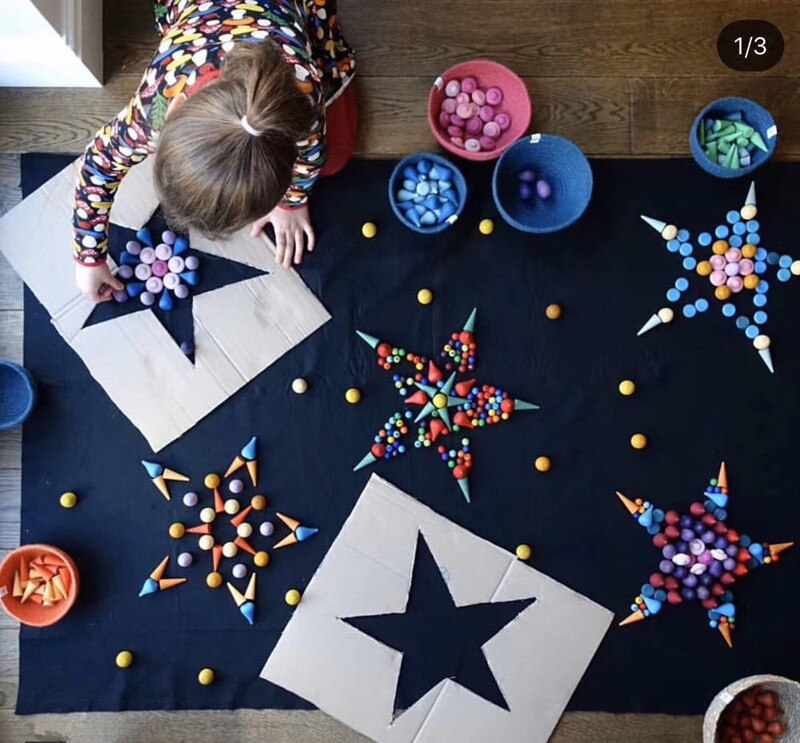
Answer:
[{"left": 278, "top": 106, "right": 326, "bottom": 210}]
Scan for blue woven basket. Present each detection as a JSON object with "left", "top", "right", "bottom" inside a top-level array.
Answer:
[
  {"left": 492, "top": 134, "right": 593, "bottom": 234},
  {"left": 690, "top": 96, "right": 777, "bottom": 179},
  {"left": 388, "top": 152, "right": 468, "bottom": 234},
  {"left": 0, "top": 362, "right": 37, "bottom": 430}
]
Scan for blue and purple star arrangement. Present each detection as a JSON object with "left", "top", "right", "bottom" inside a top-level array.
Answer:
[
  {"left": 353, "top": 309, "right": 538, "bottom": 502},
  {"left": 637, "top": 182, "right": 799, "bottom": 373},
  {"left": 616, "top": 462, "right": 793, "bottom": 647},
  {"left": 85, "top": 213, "right": 267, "bottom": 361}
]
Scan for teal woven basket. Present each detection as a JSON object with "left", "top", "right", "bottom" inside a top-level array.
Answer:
[{"left": 0, "top": 362, "right": 37, "bottom": 430}]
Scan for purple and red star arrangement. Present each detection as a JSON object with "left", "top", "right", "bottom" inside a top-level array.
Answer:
[
  {"left": 353, "top": 308, "right": 538, "bottom": 502},
  {"left": 617, "top": 462, "right": 793, "bottom": 647}
]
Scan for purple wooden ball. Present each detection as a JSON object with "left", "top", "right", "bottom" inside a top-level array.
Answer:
[
  {"left": 184, "top": 256, "right": 200, "bottom": 270},
  {"left": 536, "top": 179, "right": 552, "bottom": 199},
  {"left": 725, "top": 544, "right": 738, "bottom": 557},
  {"left": 709, "top": 561, "right": 724, "bottom": 578},
  {"left": 518, "top": 182, "right": 533, "bottom": 200},
  {"left": 682, "top": 574, "right": 698, "bottom": 588},
  {"left": 696, "top": 586, "right": 710, "bottom": 600},
  {"left": 659, "top": 559, "right": 673, "bottom": 574},
  {"left": 662, "top": 544, "right": 677, "bottom": 559},
  {"left": 679, "top": 515, "right": 693, "bottom": 528},
  {"left": 673, "top": 565, "right": 688, "bottom": 580},
  {"left": 681, "top": 587, "right": 696, "bottom": 601},
  {"left": 180, "top": 340, "right": 194, "bottom": 355},
  {"left": 118, "top": 264, "right": 134, "bottom": 280},
  {"left": 518, "top": 169, "right": 536, "bottom": 183}
]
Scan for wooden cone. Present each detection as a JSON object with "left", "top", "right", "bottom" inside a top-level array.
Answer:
[
  {"left": 276, "top": 513, "right": 300, "bottom": 532},
  {"left": 227, "top": 582, "right": 246, "bottom": 607},
  {"left": 158, "top": 578, "right": 187, "bottom": 591},
  {"left": 150, "top": 556, "right": 170, "bottom": 581},
  {"left": 770, "top": 542, "right": 794, "bottom": 558},
  {"left": 246, "top": 460, "right": 258, "bottom": 487},
  {"left": 718, "top": 622, "right": 733, "bottom": 648},
  {"left": 273, "top": 532, "right": 298, "bottom": 549},
  {"left": 234, "top": 536, "right": 256, "bottom": 555},
  {"left": 619, "top": 609, "right": 646, "bottom": 626},
  {"left": 20, "top": 580, "right": 39, "bottom": 603},
  {"left": 212, "top": 546, "right": 223, "bottom": 572},
  {"left": 244, "top": 573, "right": 256, "bottom": 602},
  {"left": 153, "top": 475, "right": 171, "bottom": 500},
  {"left": 36, "top": 564, "right": 55, "bottom": 581},
  {"left": 717, "top": 462, "right": 728, "bottom": 490},
  {"left": 213, "top": 488, "right": 224, "bottom": 513},
  {"left": 42, "top": 555, "right": 64, "bottom": 568},
  {"left": 230, "top": 505, "right": 253, "bottom": 528},
  {"left": 29, "top": 593, "right": 43, "bottom": 605},
  {"left": 163, "top": 468, "right": 190, "bottom": 482},
  {"left": 43, "top": 580, "right": 55, "bottom": 602},
  {"left": 52, "top": 574, "right": 68, "bottom": 600},
  {"left": 58, "top": 567, "right": 71, "bottom": 594},
  {"left": 186, "top": 523, "right": 212, "bottom": 535},
  {"left": 19, "top": 559, "right": 29, "bottom": 584},
  {"left": 616, "top": 491, "right": 639, "bottom": 515},
  {"left": 225, "top": 455, "right": 246, "bottom": 478},
  {"left": 12, "top": 571, "right": 22, "bottom": 597}
]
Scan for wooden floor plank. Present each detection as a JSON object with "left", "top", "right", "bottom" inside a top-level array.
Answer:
[{"left": 0, "top": 469, "right": 21, "bottom": 550}]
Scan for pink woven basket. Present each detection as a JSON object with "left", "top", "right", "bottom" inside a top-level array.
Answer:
[{"left": 428, "top": 59, "right": 532, "bottom": 162}]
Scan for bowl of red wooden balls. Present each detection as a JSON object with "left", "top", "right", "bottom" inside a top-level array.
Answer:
[
  {"left": 428, "top": 59, "right": 531, "bottom": 162},
  {"left": 704, "top": 674, "right": 799, "bottom": 743}
]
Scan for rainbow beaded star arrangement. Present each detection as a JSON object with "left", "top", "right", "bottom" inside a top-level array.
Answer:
[
  {"left": 638, "top": 182, "right": 798, "bottom": 373},
  {"left": 138, "top": 437, "right": 318, "bottom": 625},
  {"left": 616, "top": 462, "right": 792, "bottom": 647},
  {"left": 353, "top": 308, "right": 538, "bottom": 502}
]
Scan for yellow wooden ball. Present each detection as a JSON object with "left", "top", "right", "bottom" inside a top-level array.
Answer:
[
  {"left": 478, "top": 219, "right": 494, "bottom": 235},
  {"left": 715, "top": 285, "right": 732, "bottom": 300},
  {"left": 115, "top": 651, "right": 133, "bottom": 668},
  {"left": 695, "top": 261, "right": 712, "bottom": 277},
  {"left": 168, "top": 522, "right": 185, "bottom": 539},
  {"left": 206, "top": 572, "right": 223, "bottom": 589},
  {"left": 204, "top": 473, "right": 220, "bottom": 489},
  {"left": 432, "top": 393, "right": 448, "bottom": 409},
  {"left": 743, "top": 274, "right": 760, "bottom": 290},
  {"left": 251, "top": 494, "right": 267, "bottom": 510},
  {"left": 515, "top": 544, "right": 532, "bottom": 561},
  {"left": 285, "top": 589, "right": 302, "bottom": 606},
  {"left": 59, "top": 491, "right": 78, "bottom": 508},
  {"left": 741, "top": 244, "right": 757, "bottom": 259},
  {"left": 198, "top": 668, "right": 215, "bottom": 685},
  {"left": 618, "top": 380, "right": 636, "bottom": 396},
  {"left": 545, "top": 304, "right": 562, "bottom": 320},
  {"left": 740, "top": 204, "right": 757, "bottom": 221},
  {"left": 534, "top": 456, "right": 551, "bottom": 472},
  {"left": 345, "top": 387, "right": 361, "bottom": 404},
  {"left": 630, "top": 433, "right": 648, "bottom": 450},
  {"left": 417, "top": 288, "right": 433, "bottom": 305},
  {"left": 361, "top": 222, "right": 377, "bottom": 239},
  {"left": 712, "top": 240, "right": 728, "bottom": 255},
  {"left": 254, "top": 551, "right": 270, "bottom": 568}
]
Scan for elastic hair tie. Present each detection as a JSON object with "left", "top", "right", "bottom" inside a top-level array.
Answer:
[{"left": 240, "top": 115, "right": 262, "bottom": 137}]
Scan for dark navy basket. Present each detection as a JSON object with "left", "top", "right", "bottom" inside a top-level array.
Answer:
[
  {"left": 0, "top": 361, "right": 37, "bottom": 430},
  {"left": 492, "top": 134, "right": 593, "bottom": 234},
  {"left": 388, "top": 152, "right": 468, "bottom": 234},
  {"left": 690, "top": 96, "right": 777, "bottom": 179}
]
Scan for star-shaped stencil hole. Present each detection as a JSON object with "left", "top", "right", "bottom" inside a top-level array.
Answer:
[
  {"left": 341, "top": 532, "right": 534, "bottom": 720},
  {"left": 84, "top": 209, "right": 268, "bottom": 362}
]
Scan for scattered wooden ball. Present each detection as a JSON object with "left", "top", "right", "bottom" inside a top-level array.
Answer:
[
  {"left": 182, "top": 491, "right": 198, "bottom": 507},
  {"left": 260, "top": 521, "right": 274, "bottom": 537},
  {"left": 206, "top": 572, "right": 223, "bottom": 588},
  {"left": 115, "top": 650, "right": 134, "bottom": 669},
  {"left": 417, "top": 288, "right": 433, "bottom": 305},
  {"left": 285, "top": 589, "right": 302, "bottom": 606},
  {"left": 237, "top": 522, "right": 253, "bottom": 538},
  {"left": 198, "top": 668, "right": 215, "bottom": 685},
  {"left": 618, "top": 380, "right": 636, "bottom": 396},
  {"left": 232, "top": 563, "right": 247, "bottom": 579},
  {"left": 345, "top": 387, "right": 361, "bottom": 404},
  {"left": 59, "top": 492, "right": 78, "bottom": 508},
  {"left": 222, "top": 542, "right": 238, "bottom": 559},
  {"left": 254, "top": 551, "right": 270, "bottom": 568},
  {"left": 478, "top": 218, "right": 494, "bottom": 235},
  {"left": 204, "top": 473, "right": 220, "bottom": 489},
  {"left": 251, "top": 494, "right": 267, "bottom": 510},
  {"left": 534, "top": 456, "right": 551, "bottom": 472},
  {"left": 291, "top": 377, "right": 308, "bottom": 394},
  {"left": 223, "top": 498, "right": 240, "bottom": 515},
  {"left": 228, "top": 478, "right": 244, "bottom": 494},
  {"left": 200, "top": 507, "right": 216, "bottom": 523},
  {"left": 361, "top": 222, "right": 377, "bottom": 239},
  {"left": 515, "top": 544, "right": 532, "bottom": 561},
  {"left": 630, "top": 433, "right": 648, "bottom": 450},
  {"left": 177, "top": 552, "right": 193, "bottom": 568},
  {"left": 198, "top": 535, "right": 215, "bottom": 551},
  {"left": 545, "top": 304, "right": 561, "bottom": 320},
  {"left": 168, "top": 522, "right": 185, "bottom": 539}
]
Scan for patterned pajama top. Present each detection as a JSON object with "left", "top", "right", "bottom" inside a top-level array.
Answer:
[{"left": 72, "top": 0, "right": 355, "bottom": 266}]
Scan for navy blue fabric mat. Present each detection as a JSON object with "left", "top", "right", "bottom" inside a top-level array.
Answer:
[{"left": 18, "top": 153, "right": 800, "bottom": 715}]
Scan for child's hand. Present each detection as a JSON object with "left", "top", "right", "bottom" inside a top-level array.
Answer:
[
  {"left": 75, "top": 262, "right": 123, "bottom": 303},
  {"left": 250, "top": 204, "right": 315, "bottom": 270}
]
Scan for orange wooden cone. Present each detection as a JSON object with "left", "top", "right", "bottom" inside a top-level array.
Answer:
[
  {"left": 719, "top": 622, "right": 733, "bottom": 648},
  {"left": 733, "top": 563, "right": 749, "bottom": 576},
  {"left": 19, "top": 559, "right": 29, "bottom": 584},
  {"left": 150, "top": 556, "right": 170, "bottom": 581},
  {"left": 225, "top": 455, "right": 246, "bottom": 479},
  {"left": 163, "top": 468, "right": 189, "bottom": 482},
  {"left": 244, "top": 572, "right": 256, "bottom": 601},
  {"left": 717, "top": 462, "right": 728, "bottom": 490},
  {"left": 619, "top": 609, "right": 646, "bottom": 626},
  {"left": 12, "top": 571, "right": 22, "bottom": 597},
  {"left": 455, "top": 379, "right": 476, "bottom": 397},
  {"left": 58, "top": 567, "right": 71, "bottom": 594},
  {"left": 246, "top": 460, "right": 258, "bottom": 487},
  {"left": 405, "top": 390, "right": 428, "bottom": 406},
  {"left": 234, "top": 537, "right": 256, "bottom": 555},
  {"left": 429, "top": 418, "right": 448, "bottom": 442},
  {"left": 212, "top": 546, "right": 223, "bottom": 572},
  {"left": 427, "top": 361, "right": 442, "bottom": 383},
  {"left": 52, "top": 573, "right": 68, "bottom": 600},
  {"left": 158, "top": 578, "right": 186, "bottom": 591},
  {"left": 187, "top": 523, "right": 212, "bottom": 535},
  {"left": 35, "top": 564, "right": 56, "bottom": 581},
  {"left": 453, "top": 411, "right": 473, "bottom": 428},
  {"left": 29, "top": 593, "right": 43, "bottom": 605},
  {"left": 273, "top": 532, "right": 298, "bottom": 549},
  {"left": 769, "top": 542, "right": 794, "bottom": 558},
  {"left": 28, "top": 568, "right": 43, "bottom": 580},
  {"left": 616, "top": 491, "right": 639, "bottom": 515},
  {"left": 276, "top": 513, "right": 300, "bottom": 532},
  {"left": 230, "top": 505, "right": 253, "bottom": 528},
  {"left": 43, "top": 580, "right": 55, "bottom": 602},
  {"left": 42, "top": 555, "right": 64, "bottom": 568},
  {"left": 213, "top": 488, "right": 224, "bottom": 513}
]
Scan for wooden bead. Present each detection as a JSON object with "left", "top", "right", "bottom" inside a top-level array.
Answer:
[
  {"left": 618, "top": 380, "right": 636, "bottom": 396},
  {"left": 285, "top": 589, "right": 302, "bottom": 606},
  {"left": 59, "top": 492, "right": 78, "bottom": 508},
  {"left": 168, "top": 522, "right": 185, "bottom": 539},
  {"left": 631, "top": 433, "right": 648, "bottom": 450},
  {"left": 254, "top": 551, "right": 270, "bottom": 567},
  {"left": 206, "top": 572, "right": 222, "bottom": 588},
  {"left": 478, "top": 219, "right": 494, "bottom": 235},
  {"left": 198, "top": 668, "right": 215, "bottom": 685},
  {"left": 417, "top": 288, "right": 433, "bottom": 305},
  {"left": 545, "top": 304, "right": 561, "bottom": 320},
  {"left": 291, "top": 378, "right": 308, "bottom": 394},
  {"left": 345, "top": 388, "right": 361, "bottom": 404},
  {"left": 115, "top": 651, "right": 133, "bottom": 668},
  {"left": 251, "top": 494, "right": 267, "bottom": 510},
  {"left": 534, "top": 456, "right": 551, "bottom": 472},
  {"left": 515, "top": 544, "right": 532, "bottom": 560},
  {"left": 361, "top": 222, "right": 377, "bottom": 239}
]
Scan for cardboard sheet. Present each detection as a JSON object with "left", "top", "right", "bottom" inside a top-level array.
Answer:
[
  {"left": 261, "top": 475, "right": 613, "bottom": 743},
  {"left": 0, "top": 158, "right": 330, "bottom": 451}
]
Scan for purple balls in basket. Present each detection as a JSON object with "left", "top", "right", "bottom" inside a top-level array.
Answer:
[
  {"left": 492, "top": 134, "right": 593, "bottom": 233},
  {"left": 0, "top": 362, "right": 37, "bottom": 430}
]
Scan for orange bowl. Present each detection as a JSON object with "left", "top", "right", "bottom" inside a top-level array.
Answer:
[{"left": 0, "top": 544, "right": 79, "bottom": 627}]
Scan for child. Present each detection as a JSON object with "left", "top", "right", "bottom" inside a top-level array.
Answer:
[{"left": 73, "top": 0, "right": 356, "bottom": 302}]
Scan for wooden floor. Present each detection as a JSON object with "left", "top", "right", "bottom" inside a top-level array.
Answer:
[{"left": 5, "top": 0, "right": 798, "bottom": 738}]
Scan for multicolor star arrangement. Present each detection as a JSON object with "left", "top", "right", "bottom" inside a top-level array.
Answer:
[
  {"left": 617, "top": 462, "right": 793, "bottom": 647},
  {"left": 138, "top": 437, "right": 319, "bottom": 624},
  {"left": 353, "top": 309, "right": 538, "bottom": 502},
  {"left": 638, "top": 182, "right": 798, "bottom": 372}
]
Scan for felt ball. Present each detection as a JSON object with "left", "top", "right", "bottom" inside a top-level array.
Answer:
[
  {"left": 180, "top": 340, "right": 194, "bottom": 356},
  {"left": 59, "top": 491, "right": 78, "bottom": 508},
  {"left": 134, "top": 263, "right": 152, "bottom": 280},
  {"left": 183, "top": 491, "right": 198, "bottom": 507},
  {"left": 162, "top": 230, "right": 176, "bottom": 245},
  {"left": 222, "top": 542, "right": 238, "bottom": 558},
  {"left": 169, "top": 522, "right": 185, "bottom": 539},
  {"left": 485, "top": 86, "right": 503, "bottom": 105},
  {"left": 174, "top": 284, "right": 190, "bottom": 299},
  {"left": 285, "top": 589, "right": 302, "bottom": 606},
  {"left": 444, "top": 79, "right": 460, "bottom": 97},
  {"left": 432, "top": 392, "right": 448, "bottom": 408},
  {"left": 205, "top": 571, "right": 222, "bottom": 587},
  {"left": 631, "top": 433, "right": 648, "bottom": 450},
  {"left": 167, "top": 256, "right": 185, "bottom": 274},
  {"left": 478, "top": 219, "right": 494, "bottom": 235},
  {"left": 260, "top": 521, "right": 275, "bottom": 537},
  {"left": 204, "top": 473, "right": 220, "bottom": 489},
  {"left": 696, "top": 261, "right": 712, "bottom": 277},
  {"left": 361, "top": 222, "right": 377, "bottom": 239},
  {"left": 291, "top": 377, "right": 308, "bottom": 394},
  {"left": 126, "top": 240, "right": 142, "bottom": 255},
  {"left": 198, "top": 535, "right": 215, "bottom": 551},
  {"left": 232, "top": 563, "right": 247, "bottom": 579},
  {"left": 479, "top": 104, "right": 495, "bottom": 122},
  {"left": 177, "top": 552, "right": 193, "bottom": 568},
  {"left": 224, "top": 499, "right": 240, "bottom": 515},
  {"left": 465, "top": 138, "right": 481, "bottom": 152},
  {"left": 618, "top": 380, "right": 636, "bottom": 396},
  {"left": 345, "top": 387, "right": 361, "bottom": 404},
  {"left": 518, "top": 169, "right": 536, "bottom": 182},
  {"left": 139, "top": 291, "right": 155, "bottom": 307},
  {"left": 118, "top": 264, "right": 134, "bottom": 280},
  {"left": 545, "top": 303, "right": 561, "bottom": 320},
  {"left": 534, "top": 456, "right": 551, "bottom": 472},
  {"left": 155, "top": 243, "right": 172, "bottom": 261},
  {"left": 184, "top": 255, "right": 200, "bottom": 270},
  {"left": 116, "top": 651, "right": 134, "bottom": 669},
  {"left": 163, "top": 273, "right": 180, "bottom": 290},
  {"left": 139, "top": 247, "right": 156, "bottom": 264},
  {"left": 417, "top": 288, "right": 433, "bottom": 305},
  {"left": 471, "top": 89, "right": 486, "bottom": 106},
  {"left": 254, "top": 551, "right": 270, "bottom": 567},
  {"left": 198, "top": 668, "right": 215, "bottom": 685},
  {"left": 494, "top": 112, "right": 511, "bottom": 131},
  {"left": 515, "top": 544, "right": 532, "bottom": 560},
  {"left": 200, "top": 507, "right": 216, "bottom": 524},
  {"left": 228, "top": 479, "right": 244, "bottom": 495},
  {"left": 482, "top": 121, "right": 500, "bottom": 139},
  {"left": 478, "top": 136, "right": 496, "bottom": 151},
  {"left": 536, "top": 180, "right": 552, "bottom": 199},
  {"left": 237, "top": 522, "right": 253, "bottom": 538},
  {"left": 460, "top": 76, "right": 477, "bottom": 93},
  {"left": 251, "top": 494, "right": 267, "bottom": 510}
]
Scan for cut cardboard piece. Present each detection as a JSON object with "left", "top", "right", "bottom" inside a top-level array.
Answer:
[
  {"left": 0, "top": 158, "right": 330, "bottom": 451},
  {"left": 261, "top": 475, "right": 613, "bottom": 743}
]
